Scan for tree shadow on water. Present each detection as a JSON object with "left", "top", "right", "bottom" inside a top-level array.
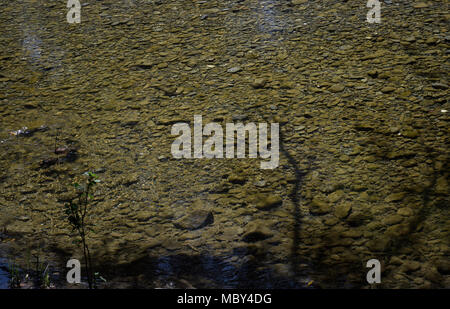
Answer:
[
  {"left": 278, "top": 124, "right": 310, "bottom": 281},
  {"left": 93, "top": 251, "right": 307, "bottom": 289}
]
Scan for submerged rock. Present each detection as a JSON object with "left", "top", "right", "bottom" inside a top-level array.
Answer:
[
  {"left": 251, "top": 78, "right": 267, "bottom": 89},
  {"left": 329, "top": 84, "right": 345, "bottom": 93},
  {"left": 328, "top": 190, "right": 345, "bottom": 203},
  {"left": 334, "top": 202, "right": 352, "bottom": 219},
  {"left": 292, "top": 0, "right": 308, "bottom": 4},
  {"left": 252, "top": 193, "right": 283, "bottom": 210},
  {"left": 435, "top": 176, "right": 448, "bottom": 194},
  {"left": 174, "top": 201, "right": 214, "bottom": 231},
  {"left": 228, "top": 174, "right": 246, "bottom": 184},
  {"left": 310, "top": 198, "right": 331, "bottom": 215},
  {"left": 242, "top": 220, "right": 273, "bottom": 242},
  {"left": 385, "top": 192, "right": 406, "bottom": 203},
  {"left": 227, "top": 66, "right": 242, "bottom": 73}
]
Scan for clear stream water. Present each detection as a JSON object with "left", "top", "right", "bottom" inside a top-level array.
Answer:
[{"left": 0, "top": 0, "right": 448, "bottom": 288}]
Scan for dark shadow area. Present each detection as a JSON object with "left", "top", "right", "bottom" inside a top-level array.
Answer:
[
  {"left": 91, "top": 252, "right": 308, "bottom": 289},
  {"left": 278, "top": 125, "right": 309, "bottom": 279}
]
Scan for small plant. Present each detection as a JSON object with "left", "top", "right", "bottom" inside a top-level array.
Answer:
[
  {"left": 7, "top": 260, "right": 21, "bottom": 289},
  {"left": 64, "top": 171, "right": 100, "bottom": 289},
  {"left": 33, "top": 251, "right": 52, "bottom": 289},
  {"left": 40, "top": 263, "right": 51, "bottom": 288},
  {"left": 6, "top": 248, "right": 53, "bottom": 289}
]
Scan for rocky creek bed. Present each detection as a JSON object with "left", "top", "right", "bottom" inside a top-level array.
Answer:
[{"left": 0, "top": 0, "right": 448, "bottom": 288}]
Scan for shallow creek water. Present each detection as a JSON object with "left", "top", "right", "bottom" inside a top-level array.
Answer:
[{"left": 0, "top": 0, "right": 448, "bottom": 288}]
